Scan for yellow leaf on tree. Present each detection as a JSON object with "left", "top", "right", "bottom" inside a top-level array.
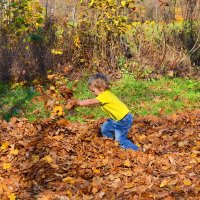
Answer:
[
  {"left": 41, "top": 155, "right": 53, "bottom": 164},
  {"left": 121, "top": 1, "right": 126, "bottom": 7},
  {"left": 62, "top": 177, "right": 75, "bottom": 184},
  {"left": 3, "top": 163, "right": 11, "bottom": 170},
  {"left": 10, "top": 149, "right": 19, "bottom": 155},
  {"left": 183, "top": 179, "right": 192, "bottom": 186},
  {"left": 89, "top": 0, "right": 95, "bottom": 7},
  {"left": 9, "top": 193, "right": 16, "bottom": 200},
  {"left": 51, "top": 49, "right": 63, "bottom": 55},
  {"left": 1, "top": 141, "right": 9, "bottom": 150}
]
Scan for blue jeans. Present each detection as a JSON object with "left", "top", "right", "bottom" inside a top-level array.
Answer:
[{"left": 101, "top": 113, "right": 139, "bottom": 151}]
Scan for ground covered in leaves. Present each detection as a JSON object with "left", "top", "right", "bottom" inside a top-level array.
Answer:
[{"left": 0, "top": 110, "right": 200, "bottom": 200}]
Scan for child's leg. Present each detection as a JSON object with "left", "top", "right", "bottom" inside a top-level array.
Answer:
[
  {"left": 101, "top": 119, "right": 114, "bottom": 139},
  {"left": 114, "top": 113, "right": 139, "bottom": 151}
]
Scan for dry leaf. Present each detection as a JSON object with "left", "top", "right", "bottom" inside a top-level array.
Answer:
[
  {"left": 183, "top": 179, "right": 192, "bottom": 186},
  {"left": 41, "top": 155, "right": 54, "bottom": 164},
  {"left": 3, "top": 163, "right": 11, "bottom": 170},
  {"left": 52, "top": 106, "right": 64, "bottom": 116},
  {"left": 1, "top": 141, "right": 9, "bottom": 150},
  {"left": 62, "top": 177, "right": 75, "bottom": 184},
  {"left": 10, "top": 149, "right": 19, "bottom": 155},
  {"left": 160, "top": 179, "right": 170, "bottom": 188},
  {"left": 123, "top": 159, "right": 131, "bottom": 167},
  {"left": 9, "top": 193, "right": 16, "bottom": 200}
]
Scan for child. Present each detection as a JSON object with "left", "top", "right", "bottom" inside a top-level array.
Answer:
[{"left": 76, "top": 73, "right": 139, "bottom": 151}]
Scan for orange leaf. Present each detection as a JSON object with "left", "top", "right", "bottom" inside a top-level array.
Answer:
[{"left": 123, "top": 159, "right": 131, "bottom": 167}]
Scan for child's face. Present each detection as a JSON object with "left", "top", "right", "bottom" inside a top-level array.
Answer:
[{"left": 89, "top": 85, "right": 103, "bottom": 96}]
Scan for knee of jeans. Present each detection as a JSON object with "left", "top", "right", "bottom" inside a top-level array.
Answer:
[
  {"left": 115, "top": 132, "right": 123, "bottom": 142},
  {"left": 101, "top": 124, "right": 108, "bottom": 134}
]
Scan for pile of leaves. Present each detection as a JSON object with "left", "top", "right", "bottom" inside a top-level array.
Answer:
[{"left": 0, "top": 109, "right": 199, "bottom": 199}]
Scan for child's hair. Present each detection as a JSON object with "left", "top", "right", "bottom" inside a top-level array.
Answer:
[{"left": 88, "top": 73, "right": 110, "bottom": 90}]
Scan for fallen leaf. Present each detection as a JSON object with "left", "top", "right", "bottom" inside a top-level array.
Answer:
[
  {"left": 1, "top": 141, "right": 9, "bottom": 150},
  {"left": 183, "top": 179, "right": 192, "bottom": 186},
  {"left": 41, "top": 155, "right": 54, "bottom": 164},
  {"left": 160, "top": 179, "right": 170, "bottom": 188},
  {"left": 52, "top": 106, "right": 64, "bottom": 116},
  {"left": 123, "top": 159, "right": 131, "bottom": 167},
  {"left": 9, "top": 193, "right": 16, "bottom": 200},
  {"left": 10, "top": 149, "right": 19, "bottom": 155},
  {"left": 3, "top": 163, "right": 11, "bottom": 170},
  {"left": 62, "top": 177, "right": 75, "bottom": 184},
  {"left": 93, "top": 169, "right": 101, "bottom": 174}
]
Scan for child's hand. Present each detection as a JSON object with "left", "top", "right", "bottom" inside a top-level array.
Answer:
[{"left": 66, "top": 97, "right": 78, "bottom": 109}]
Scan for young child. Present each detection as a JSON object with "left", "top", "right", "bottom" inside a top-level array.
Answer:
[{"left": 76, "top": 73, "right": 139, "bottom": 151}]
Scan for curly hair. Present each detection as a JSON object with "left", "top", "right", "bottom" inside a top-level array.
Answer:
[{"left": 88, "top": 73, "right": 110, "bottom": 90}]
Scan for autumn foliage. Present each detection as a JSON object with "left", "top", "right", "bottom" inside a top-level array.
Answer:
[{"left": 0, "top": 110, "right": 200, "bottom": 199}]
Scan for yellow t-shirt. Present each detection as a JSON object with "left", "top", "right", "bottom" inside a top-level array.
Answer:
[{"left": 96, "top": 90, "right": 130, "bottom": 121}]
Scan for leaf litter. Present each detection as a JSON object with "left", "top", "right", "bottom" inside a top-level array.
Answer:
[
  {"left": 1, "top": 74, "right": 200, "bottom": 199},
  {"left": 0, "top": 110, "right": 200, "bottom": 199}
]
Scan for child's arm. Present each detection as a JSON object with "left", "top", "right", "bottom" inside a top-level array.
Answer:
[{"left": 77, "top": 98, "right": 99, "bottom": 106}]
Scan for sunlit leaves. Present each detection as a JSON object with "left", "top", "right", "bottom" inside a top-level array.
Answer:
[
  {"left": 0, "top": 141, "right": 9, "bottom": 151},
  {"left": 51, "top": 49, "right": 63, "bottom": 55},
  {"left": 9, "top": 193, "right": 16, "bottom": 200},
  {"left": 10, "top": 149, "right": 19, "bottom": 155},
  {"left": 1, "top": 0, "right": 44, "bottom": 38},
  {"left": 62, "top": 177, "right": 75, "bottom": 184},
  {"left": 0, "top": 110, "right": 199, "bottom": 199},
  {"left": 3, "top": 163, "right": 11, "bottom": 170},
  {"left": 41, "top": 155, "right": 54, "bottom": 164},
  {"left": 183, "top": 179, "right": 192, "bottom": 186},
  {"left": 52, "top": 106, "right": 64, "bottom": 116}
]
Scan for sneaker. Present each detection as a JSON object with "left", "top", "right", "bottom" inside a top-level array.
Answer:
[{"left": 139, "top": 147, "right": 146, "bottom": 152}]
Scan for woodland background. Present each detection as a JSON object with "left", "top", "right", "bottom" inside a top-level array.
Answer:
[{"left": 0, "top": 0, "right": 200, "bottom": 82}]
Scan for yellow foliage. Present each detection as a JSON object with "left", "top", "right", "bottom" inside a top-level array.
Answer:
[
  {"left": 121, "top": 1, "right": 126, "bottom": 7},
  {"left": 10, "top": 149, "right": 19, "bottom": 155},
  {"left": 9, "top": 193, "right": 16, "bottom": 200},
  {"left": 123, "top": 159, "right": 131, "bottom": 167},
  {"left": 3, "top": 163, "right": 11, "bottom": 170},
  {"left": 47, "top": 74, "right": 56, "bottom": 80},
  {"left": 0, "top": 141, "right": 9, "bottom": 151},
  {"left": 52, "top": 106, "right": 64, "bottom": 116},
  {"left": 89, "top": 0, "right": 95, "bottom": 7},
  {"left": 62, "top": 177, "right": 75, "bottom": 184},
  {"left": 183, "top": 179, "right": 192, "bottom": 186},
  {"left": 160, "top": 179, "right": 169, "bottom": 187},
  {"left": 74, "top": 36, "right": 81, "bottom": 48},
  {"left": 51, "top": 49, "right": 63, "bottom": 55},
  {"left": 41, "top": 155, "right": 54, "bottom": 164},
  {"left": 93, "top": 169, "right": 101, "bottom": 174},
  {"left": 32, "top": 155, "right": 40, "bottom": 163}
]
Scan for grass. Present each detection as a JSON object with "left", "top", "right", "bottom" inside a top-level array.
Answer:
[
  {"left": 0, "top": 74, "right": 199, "bottom": 122},
  {"left": 0, "top": 83, "right": 48, "bottom": 122},
  {"left": 73, "top": 74, "right": 200, "bottom": 121}
]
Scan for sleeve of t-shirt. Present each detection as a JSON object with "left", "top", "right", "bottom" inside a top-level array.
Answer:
[{"left": 96, "top": 92, "right": 106, "bottom": 104}]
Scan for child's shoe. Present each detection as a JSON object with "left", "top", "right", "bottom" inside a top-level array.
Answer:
[{"left": 138, "top": 147, "right": 146, "bottom": 152}]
